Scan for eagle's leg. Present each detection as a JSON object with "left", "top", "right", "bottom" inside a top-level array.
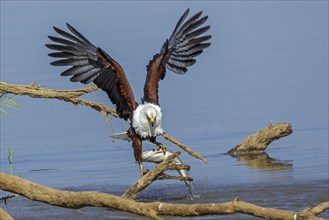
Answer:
[
  {"left": 132, "top": 135, "right": 146, "bottom": 176},
  {"left": 149, "top": 137, "right": 167, "bottom": 154},
  {"left": 138, "top": 162, "right": 146, "bottom": 176}
]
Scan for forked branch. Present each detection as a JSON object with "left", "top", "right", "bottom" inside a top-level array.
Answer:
[{"left": 123, "top": 151, "right": 191, "bottom": 200}]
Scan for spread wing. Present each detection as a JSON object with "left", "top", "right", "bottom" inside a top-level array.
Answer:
[
  {"left": 46, "top": 23, "right": 136, "bottom": 120},
  {"left": 143, "top": 9, "right": 211, "bottom": 104}
]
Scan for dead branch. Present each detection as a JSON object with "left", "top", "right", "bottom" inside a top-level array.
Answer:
[
  {"left": 0, "top": 81, "right": 205, "bottom": 162},
  {"left": 0, "top": 82, "right": 98, "bottom": 98},
  {"left": 122, "top": 151, "right": 190, "bottom": 200},
  {"left": 0, "top": 172, "right": 160, "bottom": 219},
  {"left": 0, "top": 208, "right": 14, "bottom": 220},
  {"left": 0, "top": 172, "right": 327, "bottom": 220},
  {"left": 299, "top": 202, "right": 329, "bottom": 218},
  {"left": 156, "top": 173, "right": 193, "bottom": 182},
  {"left": 163, "top": 133, "right": 208, "bottom": 163},
  {"left": 227, "top": 123, "right": 293, "bottom": 155},
  {"left": 0, "top": 81, "right": 117, "bottom": 124}
]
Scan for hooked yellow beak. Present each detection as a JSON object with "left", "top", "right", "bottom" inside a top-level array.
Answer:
[{"left": 149, "top": 117, "right": 155, "bottom": 126}]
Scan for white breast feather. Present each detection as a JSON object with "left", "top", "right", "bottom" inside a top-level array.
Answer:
[{"left": 132, "top": 103, "right": 164, "bottom": 138}]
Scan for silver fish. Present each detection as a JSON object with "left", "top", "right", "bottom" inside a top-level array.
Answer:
[
  {"left": 142, "top": 149, "right": 194, "bottom": 200},
  {"left": 112, "top": 131, "right": 195, "bottom": 200}
]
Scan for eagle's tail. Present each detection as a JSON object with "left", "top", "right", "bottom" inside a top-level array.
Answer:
[{"left": 110, "top": 132, "right": 132, "bottom": 142}]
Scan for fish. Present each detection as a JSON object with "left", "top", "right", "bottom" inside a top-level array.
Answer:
[
  {"left": 112, "top": 131, "right": 195, "bottom": 200},
  {"left": 142, "top": 148, "right": 194, "bottom": 200}
]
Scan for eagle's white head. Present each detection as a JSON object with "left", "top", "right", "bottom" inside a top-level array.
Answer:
[
  {"left": 144, "top": 106, "right": 157, "bottom": 126},
  {"left": 132, "top": 103, "right": 164, "bottom": 138}
]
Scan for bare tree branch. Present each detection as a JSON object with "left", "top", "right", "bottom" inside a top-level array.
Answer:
[
  {"left": 122, "top": 151, "right": 189, "bottom": 200},
  {"left": 156, "top": 173, "right": 193, "bottom": 182},
  {"left": 163, "top": 133, "right": 208, "bottom": 163},
  {"left": 0, "top": 208, "right": 14, "bottom": 220},
  {"left": 0, "top": 172, "right": 327, "bottom": 220},
  {"left": 0, "top": 81, "right": 117, "bottom": 124},
  {"left": 0, "top": 172, "right": 161, "bottom": 219},
  {"left": 299, "top": 202, "right": 329, "bottom": 219},
  {"left": 0, "top": 81, "right": 205, "bottom": 162}
]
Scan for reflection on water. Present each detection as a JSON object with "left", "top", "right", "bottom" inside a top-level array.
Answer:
[{"left": 232, "top": 152, "right": 293, "bottom": 171}]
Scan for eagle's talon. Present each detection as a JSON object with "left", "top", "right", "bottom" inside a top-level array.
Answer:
[
  {"left": 156, "top": 143, "right": 167, "bottom": 154},
  {"left": 140, "top": 169, "right": 148, "bottom": 176}
]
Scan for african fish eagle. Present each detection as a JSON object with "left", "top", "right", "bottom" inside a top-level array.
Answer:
[{"left": 46, "top": 9, "right": 211, "bottom": 176}]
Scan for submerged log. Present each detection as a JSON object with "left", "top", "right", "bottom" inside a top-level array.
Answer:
[{"left": 227, "top": 123, "right": 292, "bottom": 155}]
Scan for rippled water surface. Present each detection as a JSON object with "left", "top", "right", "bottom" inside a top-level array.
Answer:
[{"left": 1, "top": 1, "right": 328, "bottom": 219}]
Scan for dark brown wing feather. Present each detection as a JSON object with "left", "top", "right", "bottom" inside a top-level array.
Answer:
[
  {"left": 46, "top": 23, "right": 136, "bottom": 120},
  {"left": 143, "top": 9, "right": 211, "bottom": 104}
]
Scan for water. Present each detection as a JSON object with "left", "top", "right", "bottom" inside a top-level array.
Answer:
[{"left": 1, "top": 1, "right": 328, "bottom": 219}]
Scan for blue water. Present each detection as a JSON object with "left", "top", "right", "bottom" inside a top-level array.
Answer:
[{"left": 1, "top": 1, "right": 328, "bottom": 219}]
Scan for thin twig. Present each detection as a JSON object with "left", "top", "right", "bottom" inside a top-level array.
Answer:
[{"left": 0, "top": 194, "right": 19, "bottom": 205}]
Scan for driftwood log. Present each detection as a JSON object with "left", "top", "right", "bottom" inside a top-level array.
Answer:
[
  {"left": 1, "top": 172, "right": 328, "bottom": 220},
  {"left": 227, "top": 123, "right": 293, "bottom": 155}
]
